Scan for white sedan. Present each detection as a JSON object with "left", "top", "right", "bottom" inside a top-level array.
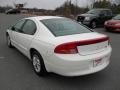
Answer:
[{"left": 6, "top": 16, "right": 112, "bottom": 76}]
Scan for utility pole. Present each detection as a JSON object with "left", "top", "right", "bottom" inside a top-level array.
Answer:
[
  {"left": 92, "top": 0, "right": 95, "bottom": 8},
  {"left": 75, "top": 0, "right": 78, "bottom": 16},
  {"left": 67, "top": 0, "right": 69, "bottom": 5}
]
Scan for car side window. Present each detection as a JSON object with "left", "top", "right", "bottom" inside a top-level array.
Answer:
[
  {"left": 13, "top": 19, "right": 26, "bottom": 32},
  {"left": 100, "top": 11, "right": 107, "bottom": 16},
  {"left": 21, "top": 20, "right": 36, "bottom": 35},
  {"left": 106, "top": 10, "right": 112, "bottom": 16}
]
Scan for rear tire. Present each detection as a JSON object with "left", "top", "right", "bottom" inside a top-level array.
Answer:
[{"left": 32, "top": 51, "right": 47, "bottom": 76}]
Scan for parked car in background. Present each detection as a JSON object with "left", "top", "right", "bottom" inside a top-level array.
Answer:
[
  {"left": 6, "top": 16, "right": 112, "bottom": 76},
  {"left": 104, "top": 14, "right": 120, "bottom": 32},
  {"left": 5, "top": 9, "right": 20, "bottom": 14},
  {"left": 77, "top": 9, "right": 113, "bottom": 28}
]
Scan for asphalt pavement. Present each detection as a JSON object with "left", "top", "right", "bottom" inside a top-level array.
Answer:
[{"left": 0, "top": 13, "right": 120, "bottom": 90}]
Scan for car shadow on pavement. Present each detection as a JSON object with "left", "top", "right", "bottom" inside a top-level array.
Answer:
[{"left": 40, "top": 71, "right": 108, "bottom": 87}]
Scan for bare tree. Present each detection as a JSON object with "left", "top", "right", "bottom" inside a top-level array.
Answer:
[{"left": 90, "top": 0, "right": 96, "bottom": 8}]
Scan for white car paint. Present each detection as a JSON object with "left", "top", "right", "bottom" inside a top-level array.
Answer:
[{"left": 6, "top": 16, "right": 112, "bottom": 76}]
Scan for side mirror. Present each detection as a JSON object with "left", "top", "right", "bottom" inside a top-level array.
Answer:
[{"left": 11, "top": 27, "right": 15, "bottom": 31}]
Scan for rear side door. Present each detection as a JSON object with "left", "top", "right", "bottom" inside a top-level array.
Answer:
[{"left": 16, "top": 19, "right": 37, "bottom": 56}]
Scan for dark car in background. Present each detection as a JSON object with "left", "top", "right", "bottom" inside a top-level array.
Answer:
[
  {"left": 104, "top": 14, "right": 120, "bottom": 32},
  {"left": 5, "top": 9, "right": 20, "bottom": 14},
  {"left": 77, "top": 9, "right": 113, "bottom": 28}
]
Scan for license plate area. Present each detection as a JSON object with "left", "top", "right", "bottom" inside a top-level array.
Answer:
[{"left": 93, "top": 58, "right": 103, "bottom": 67}]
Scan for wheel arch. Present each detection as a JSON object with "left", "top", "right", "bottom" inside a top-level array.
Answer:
[
  {"left": 29, "top": 48, "right": 48, "bottom": 73},
  {"left": 90, "top": 18, "right": 98, "bottom": 28},
  {"left": 6, "top": 32, "right": 9, "bottom": 36},
  {"left": 30, "top": 48, "right": 40, "bottom": 59},
  {"left": 29, "top": 48, "right": 45, "bottom": 61},
  {"left": 91, "top": 18, "right": 97, "bottom": 23}
]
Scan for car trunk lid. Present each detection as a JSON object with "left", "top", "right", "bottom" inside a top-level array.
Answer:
[
  {"left": 54, "top": 32, "right": 109, "bottom": 55},
  {"left": 77, "top": 37, "right": 108, "bottom": 55}
]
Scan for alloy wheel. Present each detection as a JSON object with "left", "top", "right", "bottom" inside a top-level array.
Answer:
[{"left": 32, "top": 54, "right": 41, "bottom": 73}]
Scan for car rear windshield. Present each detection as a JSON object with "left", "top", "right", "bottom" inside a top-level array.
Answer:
[
  {"left": 41, "top": 18, "right": 92, "bottom": 37},
  {"left": 113, "top": 15, "right": 120, "bottom": 20}
]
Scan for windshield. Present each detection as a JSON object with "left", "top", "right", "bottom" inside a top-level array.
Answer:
[
  {"left": 113, "top": 15, "right": 120, "bottom": 20},
  {"left": 41, "top": 18, "right": 92, "bottom": 37},
  {"left": 87, "top": 9, "right": 101, "bottom": 15}
]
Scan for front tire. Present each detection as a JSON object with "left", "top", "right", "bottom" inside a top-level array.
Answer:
[
  {"left": 90, "top": 21, "right": 97, "bottom": 29},
  {"left": 6, "top": 35, "right": 13, "bottom": 48},
  {"left": 32, "top": 51, "right": 47, "bottom": 76}
]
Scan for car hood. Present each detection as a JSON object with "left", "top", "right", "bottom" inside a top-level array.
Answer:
[
  {"left": 107, "top": 19, "right": 120, "bottom": 24},
  {"left": 79, "top": 13, "right": 98, "bottom": 17}
]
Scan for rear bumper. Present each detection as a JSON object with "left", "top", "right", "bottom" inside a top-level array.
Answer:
[{"left": 45, "top": 46, "right": 112, "bottom": 76}]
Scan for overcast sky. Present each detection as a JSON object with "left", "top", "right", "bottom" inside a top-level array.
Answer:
[{"left": 0, "top": 0, "right": 92, "bottom": 10}]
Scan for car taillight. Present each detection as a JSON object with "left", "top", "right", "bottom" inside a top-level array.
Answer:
[
  {"left": 54, "top": 42, "right": 78, "bottom": 54},
  {"left": 54, "top": 36, "right": 109, "bottom": 54}
]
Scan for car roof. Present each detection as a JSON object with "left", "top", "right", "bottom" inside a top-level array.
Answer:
[{"left": 25, "top": 16, "right": 63, "bottom": 20}]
